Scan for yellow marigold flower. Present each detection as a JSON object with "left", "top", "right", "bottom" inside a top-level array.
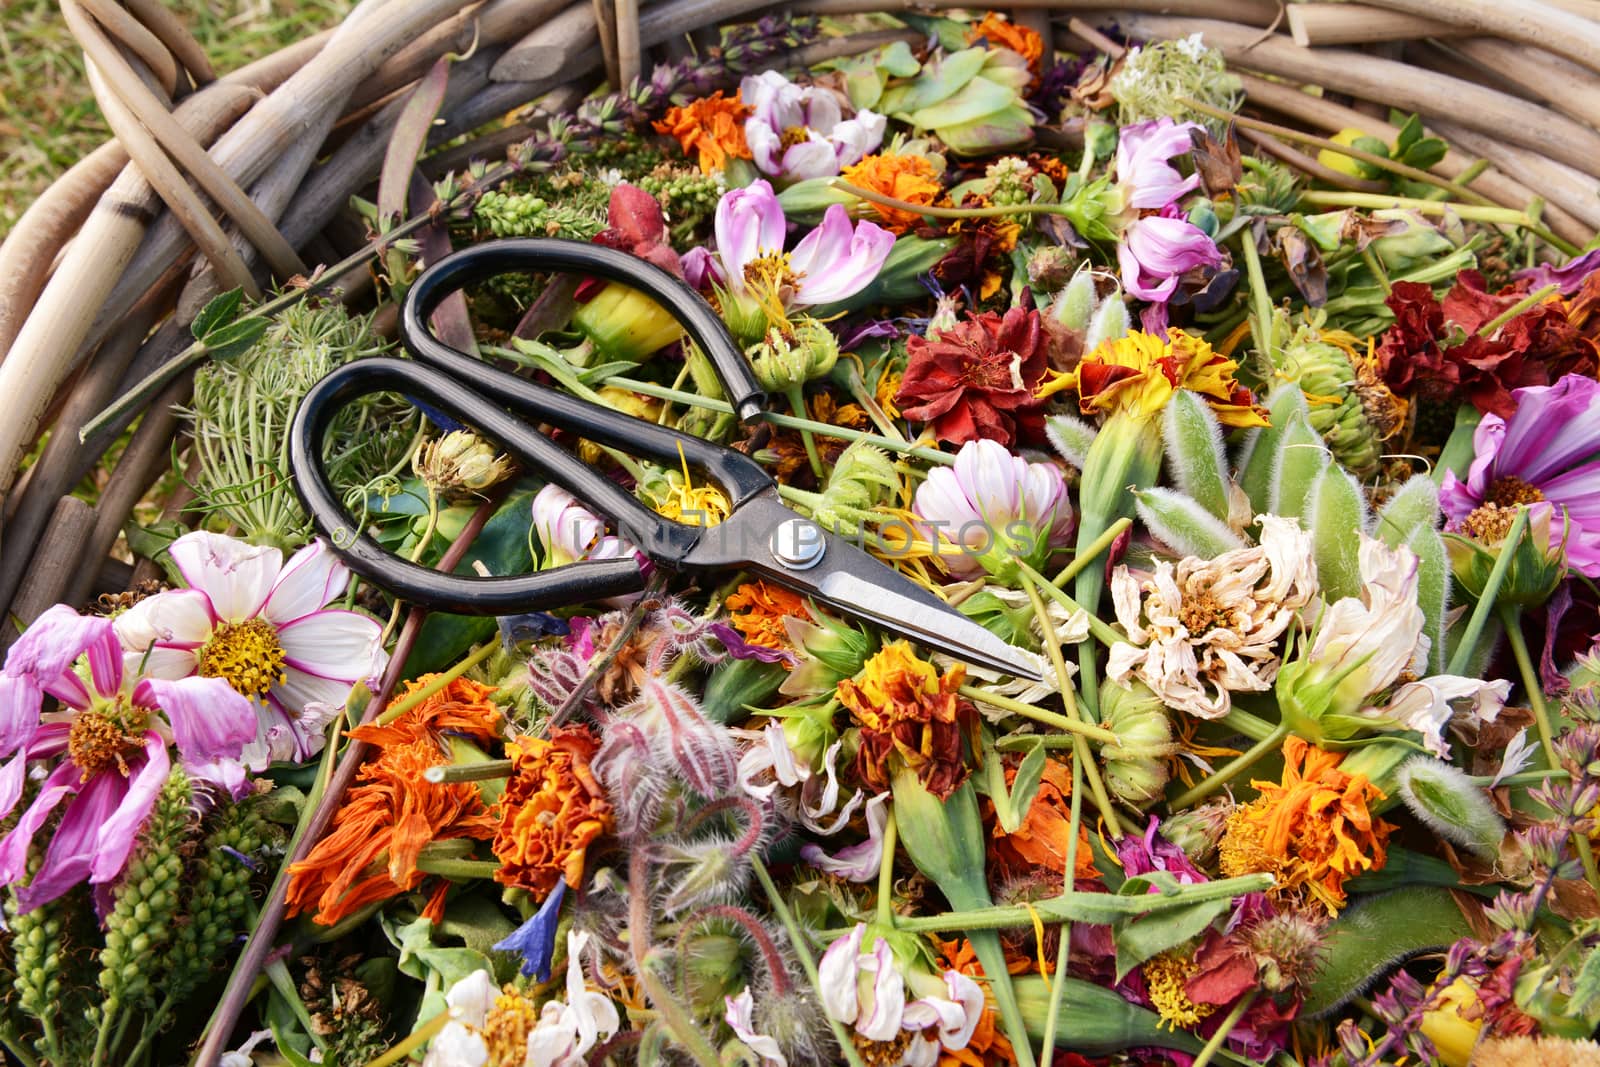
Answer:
[
  {"left": 1219, "top": 736, "right": 1396, "bottom": 914},
  {"left": 1037, "top": 328, "right": 1269, "bottom": 428},
  {"left": 725, "top": 580, "right": 811, "bottom": 653},
  {"left": 841, "top": 152, "right": 943, "bottom": 233},
  {"left": 652, "top": 91, "right": 751, "bottom": 174},
  {"left": 493, "top": 726, "right": 613, "bottom": 899},
  {"left": 837, "top": 640, "right": 971, "bottom": 799}
]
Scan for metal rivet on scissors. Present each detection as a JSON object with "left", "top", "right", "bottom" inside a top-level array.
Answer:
[{"left": 287, "top": 238, "right": 1043, "bottom": 683}]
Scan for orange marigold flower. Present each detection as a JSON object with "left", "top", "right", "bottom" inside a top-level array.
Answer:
[
  {"left": 1219, "top": 736, "right": 1396, "bottom": 914},
  {"left": 931, "top": 935, "right": 1018, "bottom": 1067},
  {"left": 493, "top": 725, "right": 612, "bottom": 899},
  {"left": 837, "top": 641, "right": 973, "bottom": 798},
  {"left": 967, "top": 12, "right": 1044, "bottom": 75},
  {"left": 285, "top": 677, "right": 502, "bottom": 926},
  {"left": 726, "top": 581, "right": 812, "bottom": 652},
  {"left": 652, "top": 91, "right": 752, "bottom": 174},
  {"left": 986, "top": 756, "right": 1099, "bottom": 884},
  {"left": 840, "top": 153, "right": 943, "bottom": 234}
]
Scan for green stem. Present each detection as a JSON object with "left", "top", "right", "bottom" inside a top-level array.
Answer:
[
  {"left": 751, "top": 855, "right": 872, "bottom": 1067},
  {"left": 1021, "top": 573, "right": 1124, "bottom": 839},
  {"left": 833, "top": 180, "right": 1078, "bottom": 220},
  {"left": 0, "top": 1026, "right": 39, "bottom": 1067},
  {"left": 1478, "top": 284, "right": 1559, "bottom": 337},
  {"left": 1470, "top": 768, "right": 1571, "bottom": 788},
  {"left": 1169, "top": 723, "right": 1291, "bottom": 810},
  {"left": 413, "top": 856, "right": 500, "bottom": 879},
  {"left": 375, "top": 640, "right": 498, "bottom": 726},
  {"left": 603, "top": 374, "right": 955, "bottom": 465},
  {"left": 1015, "top": 559, "right": 1123, "bottom": 648},
  {"left": 1445, "top": 506, "right": 1528, "bottom": 676},
  {"left": 786, "top": 385, "right": 826, "bottom": 479},
  {"left": 959, "top": 686, "right": 1121, "bottom": 745},
  {"left": 1221, "top": 706, "right": 1279, "bottom": 743},
  {"left": 1191, "top": 989, "right": 1257, "bottom": 1067},
  {"left": 1361, "top": 245, "right": 1392, "bottom": 295},
  {"left": 876, "top": 808, "right": 898, "bottom": 927},
  {"left": 424, "top": 759, "right": 514, "bottom": 783},
  {"left": 1049, "top": 517, "right": 1133, "bottom": 589},
  {"left": 90, "top": 1000, "right": 118, "bottom": 1067},
  {"left": 887, "top": 875, "right": 1276, "bottom": 932},
  {"left": 1298, "top": 191, "right": 1576, "bottom": 254},
  {"left": 639, "top": 970, "right": 723, "bottom": 1067},
  {"left": 1237, "top": 228, "right": 1276, "bottom": 362},
  {"left": 1039, "top": 691, "right": 1086, "bottom": 1063}
]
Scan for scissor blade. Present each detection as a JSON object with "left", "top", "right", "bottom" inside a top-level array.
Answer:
[
  {"left": 686, "top": 493, "right": 1044, "bottom": 682},
  {"left": 810, "top": 566, "right": 1046, "bottom": 682}
]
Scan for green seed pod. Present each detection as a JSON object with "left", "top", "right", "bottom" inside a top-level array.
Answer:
[
  {"left": 1133, "top": 487, "right": 1245, "bottom": 560},
  {"left": 1396, "top": 757, "right": 1507, "bottom": 860},
  {"left": 1276, "top": 331, "right": 1383, "bottom": 479},
  {"left": 1050, "top": 269, "right": 1097, "bottom": 331},
  {"left": 1161, "top": 390, "right": 1232, "bottom": 522},
  {"left": 1084, "top": 293, "right": 1131, "bottom": 353},
  {"left": 1307, "top": 464, "right": 1370, "bottom": 603},
  {"left": 1098, "top": 679, "right": 1178, "bottom": 809},
  {"left": 99, "top": 769, "right": 193, "bottom": 1012}
]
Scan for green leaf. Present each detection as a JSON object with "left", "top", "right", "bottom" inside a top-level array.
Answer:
[
  {"left": 1002, "top": 740, "right": 1048, "bottom": 834},
  {"left": 1161, "top": 390, "right": 1231, "bottom": 521},
  {"left": 1134, "top": 487, "right": 1245, "bottom": 559},
  {"left": 1568, "top": 943, "right": 1600, "bottom": 1024},
  {"left": 1433, "top": 404, "right": 1483, "bottom": 486},
  {"left": 1267, "top": 408, "right": 1329, "bottom": 522},
  {"left": 202, "top": 315, "right": 269, "bottom": 364},
  {"left": 1302, "top": 887, "right": 1474, "bottom": 1016},
  {"left": 1237, "top": 384, "right": 1309, "bottom": 514},
  {"left": 1394, "top": 112, "right": 1423, "bottom": 154},
  {"left": 1113, "top": 894, "right": 1233, "bottom": 980},
  {"left": 191, "top": 287, "right": 245, "bottom": 339},
  {"left": 401, "top": 488, "right": 535, "bottom": 676},
  {"left": 123, "top": 519, "right": 189, "bottom": 584},
  {"left": 1308, "top": 464, "right": 1370, "bottom": 602},
  {"left": 881, "top": 46, "right": 989, "bottom": 114},
  {"left": 906, "top": 76, "right": 1020, "bottom": 130},
  {"left": 383, "top": 912, "right": 498, "bottom": 1024}
]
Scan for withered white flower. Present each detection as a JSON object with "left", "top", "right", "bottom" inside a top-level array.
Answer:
[{"left": 1107, "top": 514, "right": 1318, "bottom": 719}]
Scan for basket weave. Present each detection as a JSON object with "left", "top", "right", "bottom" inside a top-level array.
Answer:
[{"left": 1, "top": 0, "right": 1596, "bottom": 636}]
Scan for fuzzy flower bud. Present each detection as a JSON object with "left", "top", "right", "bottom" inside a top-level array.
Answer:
[
  {"left": 1050, "top": 269, "right": 1097, "bottom": 332},
  {"left": 414, "top": 430, "right": 513, "bottom": 498},
  {"left": 747, "top": 319, "right": 840, "bottom": 392},
  {"left": 807, "top": 440, "right": 898, "bottom": 536},
  {"left": 1159, "top": 800, "right": 1233, "bottom": 865},
  {"left": 1098, "top": 678, "right": 1177, "bottom": 808},
  {"left": 1445, "top": 502, "right": 1567, "bottom": 609}
]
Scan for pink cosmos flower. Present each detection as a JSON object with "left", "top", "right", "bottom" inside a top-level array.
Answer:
[
  {"left": 114, "top": 532, "right": 387, "bottom": 762},
  {"left": 0, "top": 605, "right": 259, "bottom": 912},
  {"left": 741, "top": 70, "right": 885, "bottom": 182},
  {"left": 712, "top": 180, "right": 894, "bottom": 310},
  {"left": 912, "top": 438, "right": 1075, "bottom": 579},
  {"left": 1111, "top": 119, "right": 1224, "bottom": 303}
]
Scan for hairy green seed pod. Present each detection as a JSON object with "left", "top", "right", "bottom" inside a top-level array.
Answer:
[{"left": 1396, "top": 758, "right": 1506, "bottom": 860}]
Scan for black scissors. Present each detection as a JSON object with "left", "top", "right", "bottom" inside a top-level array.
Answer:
[{"left": 288, "top": 239, "right": 1042, "bottom": 681}]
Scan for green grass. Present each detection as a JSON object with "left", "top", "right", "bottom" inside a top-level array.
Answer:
[{"left": 0, "top": 0, "right": 353, "bottom": 234}]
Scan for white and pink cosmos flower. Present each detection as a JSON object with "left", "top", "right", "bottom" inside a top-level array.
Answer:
[
  {"left": 912, "top": 438, "right": 1075, "bottom": 580},
  {"left": 114, "top": 531, "right": 387, "bottom": 762},
  {"left": 741, "top": 70, "right": 884, "bottom": 182},
  {"left": 815, "top": 924, "right": 985, "bottom": 1065}
]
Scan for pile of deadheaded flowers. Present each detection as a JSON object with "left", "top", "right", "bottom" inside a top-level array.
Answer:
[{"left": 8, "top": 12, "right": 1600, "bottom": 1067}]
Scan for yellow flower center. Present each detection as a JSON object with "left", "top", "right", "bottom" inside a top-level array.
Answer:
[
  {"left": 1179, "top": 587, "right": 1234, "bottom": 636},
  {"left": 779, "top": 125, "right": 814, "bottom": 150},
  {"left": 1143, "top": 951, "right": 1215, "bottom": 1030},
  {"left": 199, "top": 617, "right": 288, "bottom": 701},
  {"left": 483, "top": 990, "right": 541, "bottom": 1065},
  {"left": 853, "top": 1029, "right": 915, "bottom": 1067},
  {"left": 67, "top": 700, "right": 149, "bottom": 780},
  {"left": 1459, "top": 502, "right": 1525, "bottom": 544},
  {"left": 1486, "top": 475, "right": 1545, "bottom": 509}
]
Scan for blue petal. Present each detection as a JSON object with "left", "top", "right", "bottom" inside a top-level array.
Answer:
[{"left": 493, "top": 879, "right": 567, "bottom": 981}]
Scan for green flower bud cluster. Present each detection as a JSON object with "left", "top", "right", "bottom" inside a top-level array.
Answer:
[
  {"left": 1098, "top": 679, "right": 1177, "bottom": 809},
  {"left": 6, "top": 879, "right": 67, "bottom": 1061},
  {"left": 163, "top": 795, "right": 272, "bottom": 1007},
  {"left": 1278, "top": 331, "right": 1383, "bottom": 479},
  {"left": 983, "top": 157, "right": 1034, "bottom": 208},
  {"left": 808, "top": 440, "right": 899, "bottom": 536},
  {"left": 747, "top": 319, "right": 840, "bottom": 392},
  {"left": 98, "top": 769, "right": 193, "bottom": 1019},
  {"left": 637, "top": 165, "right": 725, "bottom": 241},
  {"left": 474, "top": 190, "right": 606, "bottom": 240}
]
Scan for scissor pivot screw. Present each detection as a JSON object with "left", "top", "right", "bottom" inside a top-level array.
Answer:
[{"left": 771, "top": 518, "right": 826, "bottom": 571}]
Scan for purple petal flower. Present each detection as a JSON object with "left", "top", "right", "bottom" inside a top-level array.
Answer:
[
  {"left": 709, "top": 622, "right": 797, "bottom": 665},
  {"left": 790, "top": 204, "right": 894, "bottom": 305},
  {"left": 1117, "top": 815, "right": 1208, "bottom": 885},
  {"left": 714, "top": 180, "right": 788, "bottom": 295},
  {"left": 1118, "top": 209, "right": 1224, "bottom": 303},
  {"left": 1441, "top": 374, "right": 1600, "bottom": 576},
  {"left": 1515, "top": 248, "right": 1600, "bottom": 295},
  {"left": 799, "top": 791, "right": 889, "bottom": 881},
  {"left": 494, "top": 878, "right": 567, "bottom": 981},
  {"left": 1116, "top": 118, "right": 1202, "bottom": 210}
]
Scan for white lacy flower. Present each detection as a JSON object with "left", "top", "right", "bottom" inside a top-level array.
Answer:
[
  {"left": 1107, "top": 514, "right": 1317, "bottom": 719},
  {"left": 114, "top": 532, "right": 387, "bottom": 761},
  {"left": 818, "top": 925, "right": 983, "bottom": 1063}
]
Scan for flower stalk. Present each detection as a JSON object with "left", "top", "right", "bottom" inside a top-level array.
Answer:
[
  {"left": 1445, "top": 506, "right": 1528, "bottom": 677},
  {"left": 374, "top": 639, "right": 498, "bottom": 727},
  {"left": 1169, "top": 722, "right": 1293, "bottom": 811},
  {"left": 958, "top": 686, "right": 1122, "bottom": 745}
]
